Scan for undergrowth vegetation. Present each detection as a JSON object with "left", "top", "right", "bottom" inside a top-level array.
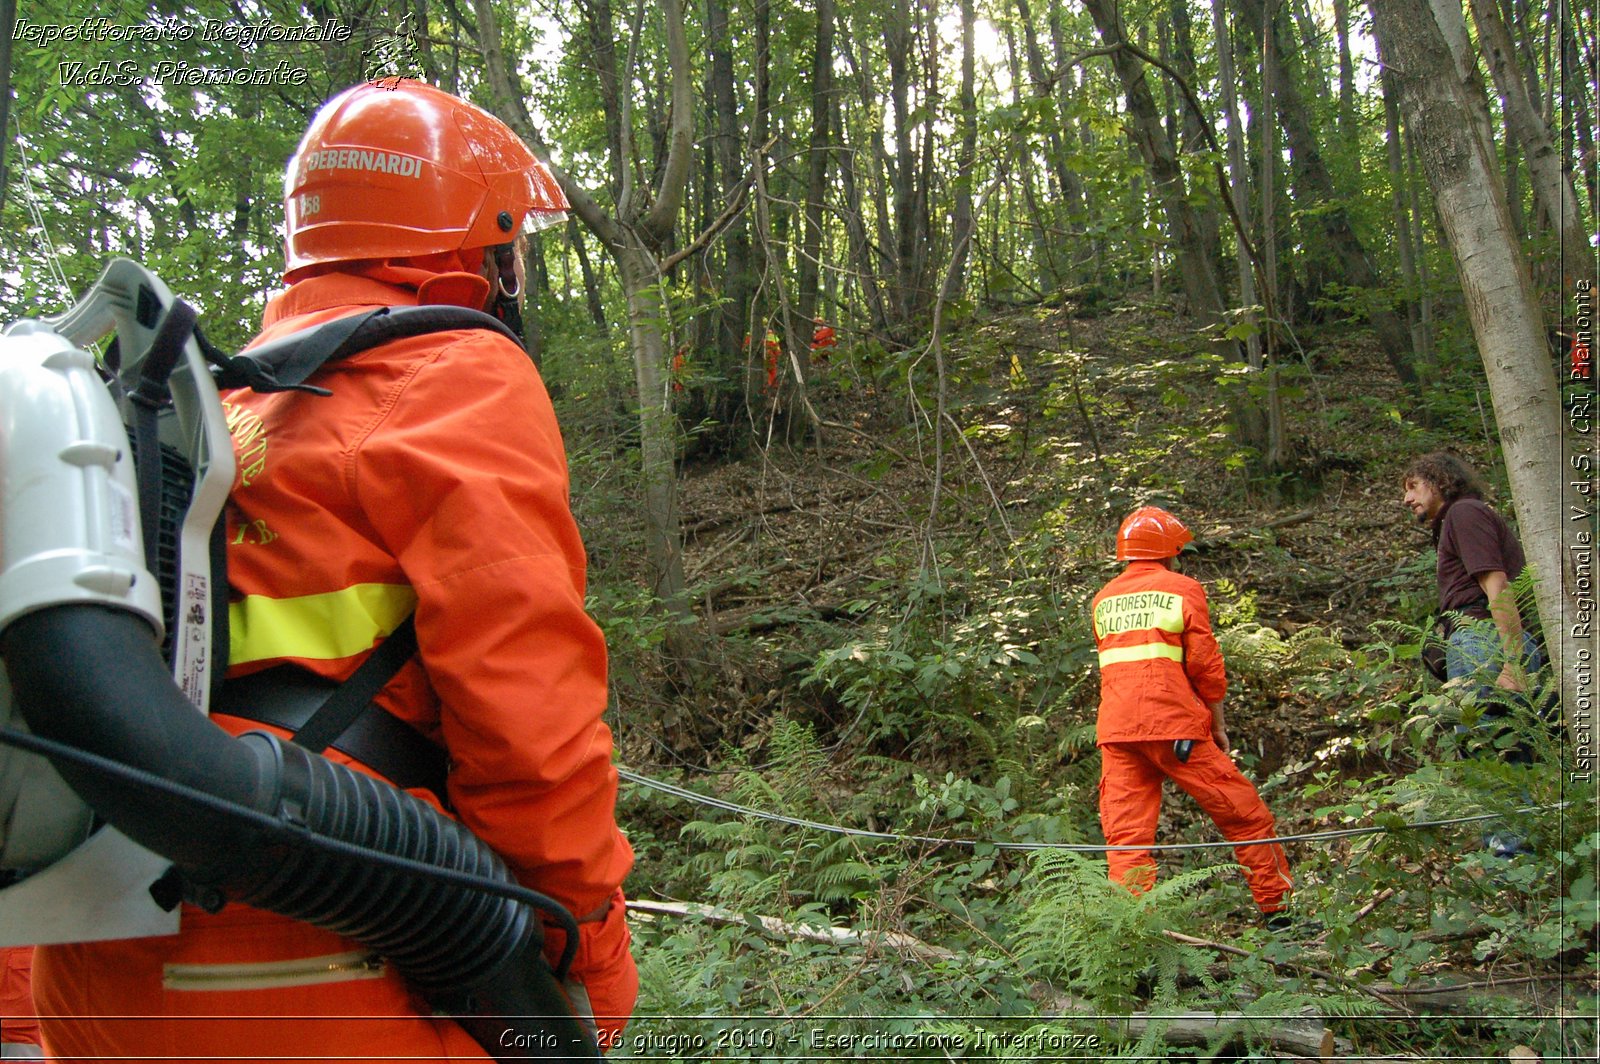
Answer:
[{"left": 560, "top": 303, "right": 1596, "bottom": 1059}]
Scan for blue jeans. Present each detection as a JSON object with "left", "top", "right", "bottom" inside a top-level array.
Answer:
[
  {"left": 1446, "top": 624, "right": 1541, "bottom": 856},
  {"left": 1445, "top": 625, "right": 1542, "bottom": 695}
]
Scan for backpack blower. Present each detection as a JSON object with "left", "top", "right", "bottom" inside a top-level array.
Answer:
[{"left": 0, "top": 259, "right": 600, "bottom": 1062}]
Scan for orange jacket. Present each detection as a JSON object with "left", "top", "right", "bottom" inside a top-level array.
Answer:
[
  {"left": 1091, "top": 561, "right": 1226, "bottom": 743},
  {"left": 36, "top": 266, "right": 635, "bottom": 1059}
]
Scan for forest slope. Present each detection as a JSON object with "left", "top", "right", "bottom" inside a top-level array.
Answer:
[{"left": 567, "top": 296, "right": 1595, "bottom": 1060}]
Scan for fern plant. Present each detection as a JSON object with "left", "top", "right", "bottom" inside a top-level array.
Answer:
[
  {"left": 1010, "top": 850, "right": 1222, "bottom": 1013},
  {"left": 1215, "top": 622, "right": 1348, "bottom": 684},
  {"left": 678, "top": 719, "right": 887, "bottom": 914}
]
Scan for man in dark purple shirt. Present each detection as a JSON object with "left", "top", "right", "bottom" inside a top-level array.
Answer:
[
  {"left": 1402, "top": 452, "right": 1538, "bottom": 693},
  {"left": 1402, "top": 452, "right": 1543, "bottom": 858}
]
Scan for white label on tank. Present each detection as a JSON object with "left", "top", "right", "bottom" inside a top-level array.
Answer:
[
  {"left": 177, "top": 573, "right": 210, "bottom": 710},
  {"left": 107, "top": 478, "right": 137, "bottom": 556}
]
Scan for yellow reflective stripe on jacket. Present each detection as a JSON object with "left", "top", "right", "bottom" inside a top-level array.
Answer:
[
  {"left": 1097, "top": 642, "right": 1185, "bottom": 667},
  {"left": 1092, "top": 590, "right": 1185, "bottom": 640},
  {"left": 229, "top": 583, "right": 417, "bottom": 666}
]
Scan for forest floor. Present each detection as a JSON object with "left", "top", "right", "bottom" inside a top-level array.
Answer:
[
  {"left": 575, "top": 295, "right": 1594, "bottom": 1059},
  {"left": 654, "top": 297, "right": 1429, "bottom": 773}
]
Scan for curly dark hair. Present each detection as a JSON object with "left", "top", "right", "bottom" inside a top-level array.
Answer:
[{"left": 1403, "top": 451, "right": 1486, "bottom": 504}]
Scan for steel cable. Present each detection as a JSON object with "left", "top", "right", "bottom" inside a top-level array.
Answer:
[{"left": 618, "top": 767, "right": 1567, "bottom": 853}]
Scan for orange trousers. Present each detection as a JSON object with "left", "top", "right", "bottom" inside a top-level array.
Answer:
[
  {"left": 34, "top": 904, "right": 485, "bottom": 1062},
  {"left": 1, "top": 945, "right": 43, "bottom": 1053},
  {"left": 1098, "top": 739, "right": 1292, "bottom": 912}
]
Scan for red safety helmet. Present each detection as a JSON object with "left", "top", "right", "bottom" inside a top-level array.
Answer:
[
  {"left": 1116, "top": 506, "right": 1193, "bottom": 560},
  {"left": 283, "top": 80, "right": 568, "bottom": 281}
]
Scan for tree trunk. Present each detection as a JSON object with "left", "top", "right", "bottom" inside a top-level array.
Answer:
[
  {"left": 1369, "top": 0, "right": 1586, "bottom": 734},
  {"left": 569, "top": 218, "right": 608, "bottom": 334},
  {"left": 1559, "top": 13, "right": 1598, "bottom": 221},
  {"left": 704, "top": 0, "right": 754, "bottom": 440},
  {"left": 1382, "top": 68, "right": 1427, "bottom": 367},
  {"left": 913, "top": 0, "right": 936, "bottom": 312},
  {"left": 575, "top": 0, "right": 626, "bottom": 197},
  {"left": 1157, "top": 17, "right": 1179, "bottom": 151},
  {"left": 886, "top": 0, "right": 918, "bottom": 331},
  {"left": 1468, "top": 0, "right": 1592, "bottom": 287},
  {"left": 0, "top": 0, "right": 14, "bottom": 221},
  {"left": 1014, "top": 0, "right": 1077, "bottom": 285},
  {"left": 1289, "top": 0, "right": 1331, "bottom": 93},
  {"left": 523, "top": 236, "right": 547, "bottom": 371},
  {"left": 1507, "top": 138, "right": 1528, "bottom": 248},
  {"left": 945, "top": 0, "right": 978, "bottom": 303},
  {"left": 751, "top": 0, "right": 774, "bottom": 408},
  {"left": 474, "top": 0, "right": 691, "bottom": 605},
  {"left": 1333, "top": 0, "right": 1359, "bottom": 150},
  {"left": 1003, "top": 20, "right": 1054, "bottom": 291},
  {"left": 1239, "top": 0, "right": 1420, "bottom": 386},
  {"left": 1260, "top": 3, "right": 1281, "bottom": 337},
  {"left": 836, "top": 26, "right": 892, "bottom": 339},
  {"left": 619, "top": 244, "right": 687, "bottom": 599},
  {"left": 1048, "top": 5, "right": 1095, "bottom": 278},
  {"left": 1405, "top": 125, "right": 1437, "bottom": 368},
  {"left": 1428, "top": 0, "right": 1500, "bottom": 164},
  {"left": 1170, "top": 0, "right": 1223, "bottom": 279},
  {"left": 1215, "top": 0, "right": 1277, "bottom": 466},
  {"left": 795, "top": 0, "right": 836, "bottom": 339},
  {"left": 1081, "top": 0, "right": 1226, "bottom": 326}
]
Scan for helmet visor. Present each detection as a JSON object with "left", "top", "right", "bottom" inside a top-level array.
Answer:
[{"left": 522, "top": 208, "right": 568, "bottom": 234}]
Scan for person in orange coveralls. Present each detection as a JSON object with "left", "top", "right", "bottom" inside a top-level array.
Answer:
[
  {"left": 672, "top": 346, "right": 690, "bottom": 392},
  {"left": 1091, "top": 507, "right": 1293, "bottom": 924},
  {"left": 757, "top": 329, "right": 782, "bottom": 391},
  {"left": 809, "top": 319, "right": 836, "bottom": 364},
  {"left": 33, "top": 80, "right": 636, "bottom": 1060},
  {"left": 0, "top": 946, "right": 43, "bottom": 1058}
]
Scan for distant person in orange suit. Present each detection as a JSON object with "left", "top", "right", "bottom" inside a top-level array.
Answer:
[
  {"left": 671, "top": 347, "right": 689, "bottom": 393},
  {"left": 742, "top": 330, "right": 783, "bottom": 392},
  {"left": 763, "top": 329, "right": 781, "bottom": 391},
  {"left": 810, "top": 319, "right": 836, "bottom": 364},
  {"left": 1091, "top": 507, "right": 1294, "bottom": 927}
]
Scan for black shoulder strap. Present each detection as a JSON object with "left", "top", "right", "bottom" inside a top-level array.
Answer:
[
  {"left": 127, "top": 299, "right": 199, "bottom": 579},
  {"left": 209, "top": 305, "right": 522, "bottom": 394},
  {"left": 291, "top": 614, "right": 420, "bottom": 755},
  {"left": 207, "top": 306, "right": 513, "bottom": 774}
]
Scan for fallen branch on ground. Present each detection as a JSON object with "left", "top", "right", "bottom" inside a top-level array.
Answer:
[
  {"left": 1037, "top": 991, "right": 1347, "bottom": 1058},
  {"left": 626, "top": 898, "right": 957, "bottom": 962},
  {"left": 1192, "top": 509, "right": 1318, "bottom": 550},
  {"left": 1163, "top": 930, "right": 1410, "bottom": 1012}
]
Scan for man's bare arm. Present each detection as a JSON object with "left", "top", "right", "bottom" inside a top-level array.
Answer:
[{"left": 1476, "top": 569, "right": 1525, "bottom": 692}]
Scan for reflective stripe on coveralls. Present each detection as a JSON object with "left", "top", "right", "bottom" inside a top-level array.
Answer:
[
  {"left": 161, "top": 950, "right": 387, "bottom": 992},
  {"left": 1098, "top": 643, "right": 1185, "bottom": 666},
  {"left": 229, "top": 584, "right": 416, "bottom": 666}
]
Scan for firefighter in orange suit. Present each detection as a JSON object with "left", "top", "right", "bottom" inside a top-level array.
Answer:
[
  {"left": 34, "top": 81, "right": 636, "bottom": 1060},
  {"left": 1091, "top": 507, "right": 1292, "bottom": 918}
]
